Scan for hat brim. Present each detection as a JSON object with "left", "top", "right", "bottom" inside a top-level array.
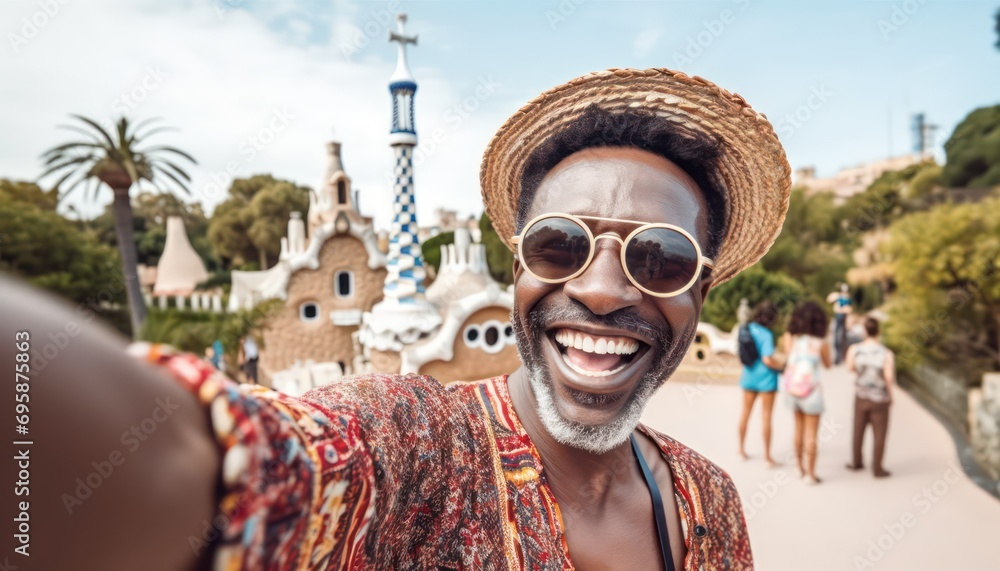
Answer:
[{"left": 480, "top": 68, "right": 791, "bottom": 286}]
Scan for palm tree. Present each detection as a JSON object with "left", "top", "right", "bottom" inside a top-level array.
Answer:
[{"left": 40, "top": 115, "right": 197, "bottom": 337}]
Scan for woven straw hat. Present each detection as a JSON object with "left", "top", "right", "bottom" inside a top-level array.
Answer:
[{"left": 480, "top": 68, "right": 791, "bottom": 286}]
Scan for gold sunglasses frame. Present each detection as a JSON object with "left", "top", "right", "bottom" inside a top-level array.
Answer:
[{"left": 511, "top": 212, "right": 715, "bottom": 298}]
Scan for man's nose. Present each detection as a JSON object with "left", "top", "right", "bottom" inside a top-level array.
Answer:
[{"left": 562, "top": 242, "right": 643, "bottom": 315}]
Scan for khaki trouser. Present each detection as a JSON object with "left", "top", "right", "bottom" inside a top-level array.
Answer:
[{"left": 852, "top": 396, "right": 890, "bottom": 473}]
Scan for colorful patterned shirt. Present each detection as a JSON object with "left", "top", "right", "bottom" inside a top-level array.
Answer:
[{"left": 135, "top": 344, "right": 753, "bottom": 570}]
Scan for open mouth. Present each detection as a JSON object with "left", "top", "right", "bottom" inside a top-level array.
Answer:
[{"left": 552, "top": 328, "right": 645, "bottom": 378}]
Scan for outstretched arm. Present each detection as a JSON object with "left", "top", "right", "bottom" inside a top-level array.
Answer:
[
  {"left": 1, "top": 275, "right": 219, "bottom": 570},
  {"left": 3, "top": 275, "right": 460, "bottom": 570}
]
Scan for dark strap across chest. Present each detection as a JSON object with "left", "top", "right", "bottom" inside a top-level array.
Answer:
[{"left": 631, "top": 434, "right": 677, "bottom": 571}]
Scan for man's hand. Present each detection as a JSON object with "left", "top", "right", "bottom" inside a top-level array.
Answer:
[{"left": 1, "top": 276, "right": 220, "bottom": 570}]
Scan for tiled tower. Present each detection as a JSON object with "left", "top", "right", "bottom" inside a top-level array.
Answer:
[
  {"left": 383, "top": 13, "right": 425, "bottom": 303},
  {"left": 360, "top": 13, "right": 442, "bottom": 366}
]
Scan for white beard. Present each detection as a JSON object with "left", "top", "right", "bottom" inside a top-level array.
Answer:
[{"left": 523, "top": 357, "right": 660, "bottom": 454}]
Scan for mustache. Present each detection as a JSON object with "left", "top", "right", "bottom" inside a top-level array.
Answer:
[{"left": 525, "top": 298, "right": 669, "bottom": 348}]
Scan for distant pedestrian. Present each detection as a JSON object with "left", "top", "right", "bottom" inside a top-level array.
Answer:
[
  {"left": 239, "top": 335, "right": 259, "bottom": 384},
  {"left": 210, "top": 339, "right": 225, "bottom": 372},
  {"left": 737, "top": 300, "right": 783, "bottom": 466},
  {"left": 827, "top": 283, "right": 853, "bottom": 364},
  {"left": 782, "top": 301, "right": 832, "bottom": 484},
  {"left": 845, "top": 317, "right": 895, "bottom": 478}
]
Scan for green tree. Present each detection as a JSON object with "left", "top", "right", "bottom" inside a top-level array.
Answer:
[
  {"left": 759, "top": 187, "right": 851, "bottom": 298},
  {"left": 995, "top": 8, "right": 999, "bottom": 51},
  {"left": 883, "top": 197, "right": 1000, "bottom": 379},
  {"left": 39, "top": 116, "right": 196, "bottom": 336},
  {"left": 701, "top": 267, "right": 806, "bottom": 333},
  {"left": 422, "top": 231, "right": 455, "bottom": 274},
  {"left": 480, "top": 212, "right": 514, "bottom": 285},
  {"left": 0, "top": 180, "right": 122, "bottom": 306},
  {"left": 208, "top": 175, "right": 310, "bottom": 270},
  {"left": 140, "top": 299, "right": 282, "bottom": 367},
  {"left": 92, "top": 191, "right": 217, "bottom": 270},
  {"left": 941, "top": 105, "right": 1000, "bottom": 189},
  {"left": 838, "top": 161, "right": 938, "bottom": 238}
]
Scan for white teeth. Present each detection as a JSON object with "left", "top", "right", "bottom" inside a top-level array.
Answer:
[
  {"left": 553, "top": 329, "right": 640, "bottom": 356},
  {"left": 594, "top": 338, "right": 607, "bottom": 354}
]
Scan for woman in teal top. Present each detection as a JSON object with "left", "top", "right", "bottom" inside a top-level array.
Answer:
[{"left": 738, "top": 301, "right": 783, "bottom": 466}]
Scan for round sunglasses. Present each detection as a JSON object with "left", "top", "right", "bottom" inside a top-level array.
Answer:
[{"left": 511, "top": 213, "right": 714, "bottom": 298}]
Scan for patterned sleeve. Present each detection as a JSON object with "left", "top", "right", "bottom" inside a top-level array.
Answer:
[{"left": 130, "top": 343, "right": 451, "bottom": 570}]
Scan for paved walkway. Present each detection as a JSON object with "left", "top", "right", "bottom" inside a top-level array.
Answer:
[{"left": 641, "top": 364, "right": 1000, "bottom": 570}]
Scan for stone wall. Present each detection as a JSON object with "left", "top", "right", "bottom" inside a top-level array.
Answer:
[
  {"left": 970, "top": 373, "right": 1000, "bottom": 481},
  {"left": 906, "top": 364, "right": 970, "bottom": 426},
  {"left": 260, "top": 236, "right": 387, "bottom": 384}
]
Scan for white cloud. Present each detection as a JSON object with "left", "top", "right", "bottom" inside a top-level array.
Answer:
[{"left": 0, "top": 0, "right": 502, "bottom": 232}]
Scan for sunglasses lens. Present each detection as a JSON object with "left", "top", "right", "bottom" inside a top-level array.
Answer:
[
  {"left": 624, "top": 227, "right": 700, "bottom": 294},
  {"left": 521, "top": 217, "right": 592, "bottom": 281}
]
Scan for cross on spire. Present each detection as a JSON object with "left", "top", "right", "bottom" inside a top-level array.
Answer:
[{"left": 389, "top": 14, "right": 417, "bottom": 83}]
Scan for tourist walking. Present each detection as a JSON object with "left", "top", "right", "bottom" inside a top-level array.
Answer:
[
  {"left": 737, "top": 301, "right": 783, "bottom": 466},
  {"left": 782, "top": 301, "right": 832, "bottom": 484},
  {"left": 209, "top": 339, "right": 225, "bottom": 372},
  {"left": 827, "top": 283, "right": 853, "bottom": 364},
  {"left": 845, "top": 317, "right": 895, "bottom": 478},
  {"left": 239, "top": 335, "right": 259, "bottom": 384}
]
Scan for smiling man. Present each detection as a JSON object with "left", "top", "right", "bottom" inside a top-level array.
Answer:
[{"left": 13, "top": 69, "right": 789, "bottom": 570}]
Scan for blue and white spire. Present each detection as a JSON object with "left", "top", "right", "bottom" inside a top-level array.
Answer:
[
  {"left": 359, "top": 13, "right": 441, "bottom": 366},
  {"left": 383, "top": 13, "right": 427, "bottom": 305},
  {"left": 388, "top": 14, "right": 417, "bottom": 146}
]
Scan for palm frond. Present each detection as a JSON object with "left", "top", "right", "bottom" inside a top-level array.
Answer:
[
  {"left": 133, "top": 125, "right": 177, "bottom": 142},
  {"left": 116, "top": 118, "right": 135, "bottom": 160},
  {"left": 57, "top": 174, "right": 93, "bottom": 199},
  {"left": 153, "top": 165, "right": 192, "bottom": 195},
  {"left": 55, "top": 124, "right": 106, "bottom": 145},
  {"left": 42, "top": 151, "right": 88, "bottom": 166},
  {"left": 50, "top": 169, "right": 82, "bottom": 193},
  {"left": 71, "top": 115, "right": 117, "bottom": 149},
  {"left": 41, "top": 114, "right": 197, "bottom": 204},
  {"left": 86, "top": 178, "right": 102, "bottom": 202},
  {"left": 140, "top": 145, "right": 198, "bottom": 164},
  {"left": 40, "top": 141, "right": 105, "bottom": 158},
  {"left": 121, "top": 158, "right": 141, "bottom": 186},
  {"left": 150, "top": 158, "right": 193, "bottom": 182},
  {"left": 39, "top": 155, "right": 96, "bottom": 178}
]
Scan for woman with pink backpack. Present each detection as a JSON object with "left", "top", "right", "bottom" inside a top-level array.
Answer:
[{"left": 781, "top": 301, "right": 832, "bottom": 484}]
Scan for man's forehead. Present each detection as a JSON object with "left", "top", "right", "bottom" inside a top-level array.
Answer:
[{"left": 526, "top": 147, "right": 708, "bottom": 230}]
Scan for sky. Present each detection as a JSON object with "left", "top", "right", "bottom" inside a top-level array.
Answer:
[{"left": 1, "top": 0, "right": 998, "bottom": 230}]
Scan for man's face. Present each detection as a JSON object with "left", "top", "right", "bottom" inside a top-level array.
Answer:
[{"left": 511, "top": 146, "right": 713, "bottom": 454}]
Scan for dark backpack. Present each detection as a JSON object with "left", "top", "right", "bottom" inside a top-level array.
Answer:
[{"left": 738, "top": 324, "right": 759, "bottom": 367}]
